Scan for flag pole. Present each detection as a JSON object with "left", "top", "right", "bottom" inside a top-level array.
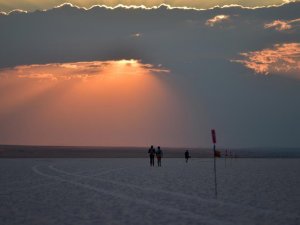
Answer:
[
  {"left": 211, "top": 129, "right": 218, "bottom": 198},
  {"left": 225, "top": 150, "right": 226, "bottom": 168},
  {"left": 213, "top": 143, "right": 218, "bottom": 197}
]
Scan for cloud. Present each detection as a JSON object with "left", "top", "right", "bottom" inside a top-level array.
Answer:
[
  {"left": 141, "top": 63, "right": 170, "bottom": 73},
  {"left": 232, "top": 43, "right": 300, "bottom": 76},
  {"left": 264, "top": 18, "right": 300, "bottom": 31},
  {"left": 0, "top": 1, "right": 297, "bottom": 13},
  {"left": 0, "top": 60, "right": 169, "bottom": 81},
  {"left": 1, "top": 1, "right": 299, "bottom": 71},
  {"left": 205, "top": 15, "right": 231, "bottom": 27},
  {"left": 17, "top": 73, "right": 58, "bottom": 81},
  {"left": 131, "top": 33, "right": 142, "bottom": 38}
]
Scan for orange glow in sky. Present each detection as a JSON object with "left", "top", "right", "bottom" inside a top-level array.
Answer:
[{"left": 0, "top": 60, "right": 190, "bottom": 146}]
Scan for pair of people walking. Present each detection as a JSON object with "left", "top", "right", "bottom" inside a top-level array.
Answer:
[{"left": 148, "top": 145, "right": 163, "bottom": 167}]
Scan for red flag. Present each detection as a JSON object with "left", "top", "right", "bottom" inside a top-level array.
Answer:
[{"left": 211, "top": 129, "right": 216, "bottom": 144}]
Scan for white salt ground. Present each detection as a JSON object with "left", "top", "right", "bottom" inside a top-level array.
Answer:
[{"left": 0, "top": 158, "right": 299, "bottom": 225}]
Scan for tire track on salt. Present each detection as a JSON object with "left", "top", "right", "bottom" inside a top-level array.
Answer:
[
  {"left": 48, "top": 164, "right": 299, "bottom": 220},
  {"left": 33, "top": 164, "right": 234, "bottom": 225}
]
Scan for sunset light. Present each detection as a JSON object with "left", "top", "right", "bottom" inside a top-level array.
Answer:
[{"left": 0, "top": 60, "right": 184, "bottom": 146}]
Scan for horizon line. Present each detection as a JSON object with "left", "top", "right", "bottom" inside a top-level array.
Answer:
[{"left": 0, "top": 144, "right": 299, "bottom": 150}]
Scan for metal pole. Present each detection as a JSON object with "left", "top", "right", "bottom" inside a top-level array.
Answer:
[
  {"left": 225, "top": 150, "right": 228, "bottom": 168},
  {"left": 213, "top": 144, "right": 218, "bottom": 197}
]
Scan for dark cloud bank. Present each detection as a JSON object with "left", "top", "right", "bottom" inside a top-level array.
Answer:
[{"left": 0, "top": 2, "right": 300, "bottom": 148}]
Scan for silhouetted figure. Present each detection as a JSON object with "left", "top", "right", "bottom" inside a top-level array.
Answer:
[
  {"left": 185, "top": 150, "right": 190, "bottom": 163},
  {"left": 148, "top": 145, "right": 156, "bottom": 166},
  {"left": 156, "top": 146, "right": 163, "bottom": 167}
]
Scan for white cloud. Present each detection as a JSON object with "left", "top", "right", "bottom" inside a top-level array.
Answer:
[
  {"left": 131, "top": 33, "right": 142, "bottom": 38},
  {"left": 205, "top": 15, "right": 230, "bottom": 27}
]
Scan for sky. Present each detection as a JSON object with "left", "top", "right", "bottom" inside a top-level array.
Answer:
[{"left": 0, "top": 1, "right": 299, "bottom": 148}]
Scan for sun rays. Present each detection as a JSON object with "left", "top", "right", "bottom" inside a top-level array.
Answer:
[{"left": 0, "top": 60, "right": 187, "bottom": 146}]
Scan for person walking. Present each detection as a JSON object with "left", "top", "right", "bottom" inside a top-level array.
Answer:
[
  {"left": 185, "top": 150, "right": 190, "bottom": 163},
  {"left": 156, "top": 146, "right": 163, "bottom": 167},
  {"left": 148, "top": 145, "right": 156, "bottom": 167}
]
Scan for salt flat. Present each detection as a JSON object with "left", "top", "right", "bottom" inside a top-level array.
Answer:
[{"left": 0, "top": 158, "right": 299, "bottom": 225}]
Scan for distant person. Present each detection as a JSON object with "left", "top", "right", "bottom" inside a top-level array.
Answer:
[
  {"left": 185, "top": 150, "right": 190, "bottom": 163},
  {"left": 148, "top": 145, "right": 156, "bottom": 167},
  {"left": 156, "top": 146, "right": 163, "bottom": 167}
]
